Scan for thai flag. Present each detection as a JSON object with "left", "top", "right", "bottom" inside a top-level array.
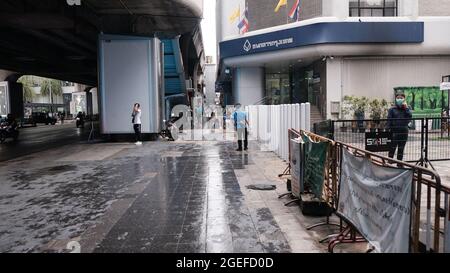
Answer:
[
  {"left": 238, "top": 6, "right": 249, "bottom": 34},
  {"left": 289, "top": 0, "right": 301, "bottom": 21}
]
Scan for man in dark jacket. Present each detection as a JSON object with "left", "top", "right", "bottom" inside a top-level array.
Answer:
[{"left": 387, "top": 93, "right": 412, "bottom": 161}]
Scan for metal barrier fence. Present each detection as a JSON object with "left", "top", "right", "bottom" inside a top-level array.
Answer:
[
  {"left": 317, "top": 117, "right": 450, "bottom": 163},
  {"left": 285, "top": 129, "right": 450, "bottom": 253}
]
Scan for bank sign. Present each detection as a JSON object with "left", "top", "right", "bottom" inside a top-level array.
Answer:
[
  {"left": 243, "top": 38, "right": 294, "bottom": 52},
  {"left": 220, "top": 22, "right": 424, "bottom": 59}
]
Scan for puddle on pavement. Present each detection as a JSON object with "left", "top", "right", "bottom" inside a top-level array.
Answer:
[{"left": 44, "top": 165, "right": 78, "bottom": 173}]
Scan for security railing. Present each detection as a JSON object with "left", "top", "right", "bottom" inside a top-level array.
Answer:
[
  {"left": 315, "top": 117, "right": 450, "bottom": 163},
  {"left": 282, "top": 129, "right": 450, "bottom": 253}
]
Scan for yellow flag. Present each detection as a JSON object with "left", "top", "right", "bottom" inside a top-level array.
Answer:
[
  {"left": 229, "top": 7, "right": 240, "bottom": 23},
  {"left": 274, "top": 0, "right": 287, "bottom": 12}
]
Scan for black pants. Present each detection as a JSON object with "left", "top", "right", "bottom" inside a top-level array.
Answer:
[
  {"left": 237, "top": 128, "right": 248, "bottom": 150},
  {"left": 133, "top": 124, "right": 142, "bottom": 142},
  {"left": 388, "top": 130, "right": 408, "bottom": 161}
]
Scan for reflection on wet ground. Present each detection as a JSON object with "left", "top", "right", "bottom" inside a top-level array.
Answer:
[
  {"left": 0, "top": 140, "right": 322, "bottom": 253},
  {"left": 94, "top": 142, "right": 290, "bottom": 253}
]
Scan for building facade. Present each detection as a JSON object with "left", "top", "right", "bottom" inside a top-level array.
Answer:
[
  {"left": 217, "top": 0, "right": 450, "bottom": 120},
  {"left": 19, "top": 76, "right": 96, "bottom": 118}
]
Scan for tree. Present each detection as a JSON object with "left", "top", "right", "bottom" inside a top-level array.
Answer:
[
  {"left": 40, "top": 79, "right": 63, "bottom": 98},
  {"left": 406, "top": 89, "right": 416, "bottom": 110},
  {"left": 40, "top": 79, "right": 63, "bottom": 113},
  {"left": 17, "top": 76, "right": 36, "bottom": 103}
]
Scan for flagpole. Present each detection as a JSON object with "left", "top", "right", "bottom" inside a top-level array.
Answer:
[
  {"left": 286, "top": 0, "right": 289, "bottom": 24},
  {"left": 238, "top": 3, "right": 241, "bottom": 35}
]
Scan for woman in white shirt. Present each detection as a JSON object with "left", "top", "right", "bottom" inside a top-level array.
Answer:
[{"left": 132, "top": 103, "right": 142, "bottom": 145}]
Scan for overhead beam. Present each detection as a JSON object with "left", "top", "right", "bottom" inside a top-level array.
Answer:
[
  {"left": 17, "top": 28, "right": 92, "bottom": 57},
  {"left": 51, "top": 29, "right": 97, "bottom": 54},
  {"left": 0, "top": 13, "right": 74, "bottom": 29}
]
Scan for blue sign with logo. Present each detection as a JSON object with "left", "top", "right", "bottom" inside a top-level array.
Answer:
[{"left": 220, "top": 22, "right": 424, "bottom": 59}]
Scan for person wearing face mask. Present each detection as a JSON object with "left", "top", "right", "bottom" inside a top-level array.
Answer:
[{"left": 387, "top": 93, "right": 412, "bottom": 161}]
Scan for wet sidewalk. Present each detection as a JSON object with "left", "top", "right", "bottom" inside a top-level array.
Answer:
[{"left": 1, "top": 138, "right": 335, "bottom": 253}]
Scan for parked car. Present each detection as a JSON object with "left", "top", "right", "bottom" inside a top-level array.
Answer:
[
  {"left": 31, "top": 112, "right": 57, "bottom": 125},
  {"left": 20, "top": 116, "right": 37, "bottom": 127}
]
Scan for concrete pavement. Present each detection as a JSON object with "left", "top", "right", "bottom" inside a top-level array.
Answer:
[
  {"left": 0, "top": 136, "right": 341, "bottom": 253},
  {"left": 2, "top": 127, "right": 450, "bottom": 253},
  {"left": 0, "top": 122, "right": 95, "bottom": 162}
]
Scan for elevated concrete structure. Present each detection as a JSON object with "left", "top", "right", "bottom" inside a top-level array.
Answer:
[{"left": 0, "top": 0, "right": 204, "bottom": 86}]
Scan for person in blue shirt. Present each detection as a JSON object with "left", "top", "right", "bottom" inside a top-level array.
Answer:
[
  {"left": 387, "top": 93, "right": 412, "bottom": 161},
  {"left": 233, "top": 103, "right": 249, "bottom": 151}
]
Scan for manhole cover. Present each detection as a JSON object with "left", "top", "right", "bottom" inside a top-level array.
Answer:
[{"left": 246, "top": 184, "right": 276, "bottom": 191}]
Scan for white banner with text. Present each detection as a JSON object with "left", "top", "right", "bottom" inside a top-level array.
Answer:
[{"left": 338, "top": 149, "right": 413, "bottom": 253}]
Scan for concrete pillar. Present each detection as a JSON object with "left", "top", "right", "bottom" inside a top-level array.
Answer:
[
  {"left": 326, "top": 57, "right": 343, "bottom": 120},
  {"left": 0, "top": 70, "right": 23, "bottom": 119},
  {"left": 85, "top": 87, "right": 93, "bottom": 117},
  {"left": 399, "top": 0, "right": 419, "bottom": 18},
  {"left": 232, "top": 67, "right": 265, "bottom": 106},
  {"left": 0, "top": 70, "right": 16, "bottom": 81},
  {"left": 322, "top": 0, "right": 349, "bottom": 19}
]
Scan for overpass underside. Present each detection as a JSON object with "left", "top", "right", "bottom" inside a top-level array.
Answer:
[{"left": 0, "top": 0, "right": 204, "bottom": 86}]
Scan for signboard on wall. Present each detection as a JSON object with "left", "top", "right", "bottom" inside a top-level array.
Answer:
[
  {"left": 395, "top": 87, "right": 448, "bottom": 117},
  {"left": 72, "top": 92, "right": 86, "bottom": 114},
  {"left": 338, "top": 149, "right": 413, "bottom": 253},
  {"left": 0, "top": 82, "right": 9, "bottom": 117},
  {"left": 441, "top": 82, "right": 450, "bottom": 91},
  {"left": 220, "top": 22, "right": 424, "bottom": 59}
]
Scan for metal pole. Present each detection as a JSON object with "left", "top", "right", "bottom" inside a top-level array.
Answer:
[
  {"left": 425, "top": 118, "right": 429, "bottom": 164},
  {"left": 331, "top": 120, "right": 335, "bottom": 140},
  {"left": 420, "top": 118, "right": 425, "bottom": 166},
  {"left": 50, "top": 83, "right": 53, "bottom": 115}
]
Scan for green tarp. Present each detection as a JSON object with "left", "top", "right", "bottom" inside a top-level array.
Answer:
[{"left": 302, "top": 134, "right": 329, "bottom": 199}]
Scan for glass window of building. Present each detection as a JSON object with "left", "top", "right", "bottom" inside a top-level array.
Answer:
[
  {"left": 265, "top": 73, "right": 290, "bottom": 105},
  {"left": 349, "top": 0, "right": 398, "bottom": 17}
]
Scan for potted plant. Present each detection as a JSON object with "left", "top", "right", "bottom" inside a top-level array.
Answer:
[
  {"left": 369, "top": 99, "right": 381, "bottom": 132},
  {"left": 341, "top": 95, "right": 369, "bottom": 132},
  {"left": 352, "top": 96, "right": 368, "bottom": 133},
  {"left": 369, "top": 99, "right": 389, "bottom": 132},
  {"left": 341, "top": 96, "right": 355, "bottom": 132}
]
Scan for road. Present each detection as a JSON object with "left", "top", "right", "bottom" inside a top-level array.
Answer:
[{"left": 0, "top": 121, "right": 96, "bottom": 162}]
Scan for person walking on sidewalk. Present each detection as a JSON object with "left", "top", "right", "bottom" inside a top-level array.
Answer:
[
  {"left": 387, "top": 93, "right": 412, "bottom": 161},
  {"left": 132, "top": 103, "right": 142, "bottom": 145},
  {"left": 233, "top": 103, "right": 249, "bottom": 151}
]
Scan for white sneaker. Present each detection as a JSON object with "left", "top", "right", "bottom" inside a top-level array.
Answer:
[{"left": 135, "top": 141, "right": 142, "bottom": 145}]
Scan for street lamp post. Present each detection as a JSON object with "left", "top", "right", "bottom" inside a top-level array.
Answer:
[{"left": 50, "top": 84, "right": 53, "bottom": 115}]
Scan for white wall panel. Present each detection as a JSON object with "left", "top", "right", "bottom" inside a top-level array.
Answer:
[
  {"left": 100, "top": 36, "right": 162, "bottom": 134},
  {"left": 342, "top": 57, "right": 450, "bottom": 104}
]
